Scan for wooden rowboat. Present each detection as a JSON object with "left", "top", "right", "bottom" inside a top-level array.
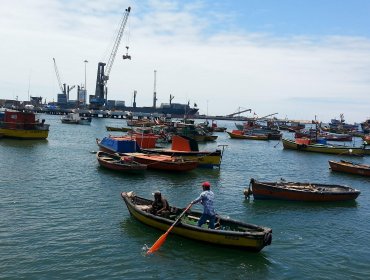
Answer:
[
  {"left": 282, "top": 138, "right": 365, "bottom": 156},
  {"left": 245, "top": 178, "right": 360, "bottom": 202},
  {"left": 121, "top": 192, "right": 272, "bottom": 252},
  {"left": 96, "top": 151, "right": 147, "bottom": 173},
  {"left": 329, "top": 160, "right": 370, "bottom": 177}
]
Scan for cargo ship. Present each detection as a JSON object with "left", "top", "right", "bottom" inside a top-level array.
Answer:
[
  {"left": 122, "top": 102, "right": 199, "bottom": 117},
  {"left": 112, "top": 92, "right": 199, "bottom": 117}
]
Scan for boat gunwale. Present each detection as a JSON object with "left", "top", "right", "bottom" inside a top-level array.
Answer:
[{"left": 329, "top": 160, "right": 370, "bottom": 171}]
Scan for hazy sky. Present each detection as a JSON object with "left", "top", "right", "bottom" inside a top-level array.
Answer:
[{"left": 1, "top": 0, "right": 370, "bottom": 122}]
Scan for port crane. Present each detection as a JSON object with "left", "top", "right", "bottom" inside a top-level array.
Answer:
[
  {"left": 53, "top": 58, "right": 75, "bottom": 101},
  {"left": 256, "top": 112, "right": 278, "bottom": 120},
  {"left": 227, "top": 108, "right": 252, "bottom": 117},
  {"left": 90, "top": 6, "right": 131, "bottom": 109}
]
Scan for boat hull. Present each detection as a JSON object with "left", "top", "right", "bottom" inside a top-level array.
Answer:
[
  {"left": 121, "top": 192, "right": 272, "bottom": 252},
  {"left": 61, "top": 114, "right": 92, "bottom": 125},
  {"left": 185, "top": 135, "right": 218, "bottom": 142},
  {"left": 97, "top": 151, "right": 147, "bottom": 173},
  {"left": 249, "top": 180, "right": 360, "bottom": 202},
  {"left": 227, "top": 131, "right": 268, "bottom": 140},
  {"left": 329, "top": 160, "right": 370, "bottom": 176},
  {"left": 125, "top": 153, "right": 198, "bottom": 172},
  {"left": 282, "top": 138, "right": 364, "bottom": 156},
  {"left": 106, "top": 126, "right": 131, "bottom": 132},
  {"left": 141, "top": 149, "right": 222, "bottom": 168},
  {"left": 0, "top": 128, "right": 49, "bottom": 139},
  {"left": 66, "top": 120, "right": 90, "bottom": 125}
]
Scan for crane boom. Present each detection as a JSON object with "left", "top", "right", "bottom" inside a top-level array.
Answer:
[
  {"left": 257, "top": 112, "right": 278, "bottom": 120},
  {"left": 106, "top": 7, "right": 131, "bottom": 77},
  {"left": 53, "top": 58, "right": 64, "bottom": 94},
  {"left": 227, "top": 108, "right": 252, "bottom": 117},
  {"left": 91, "top": 6, "right": 131, "bottom": 109}
]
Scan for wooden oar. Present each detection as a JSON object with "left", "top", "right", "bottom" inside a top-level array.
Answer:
[{"left": 146, "top": 203, "right": 192, "bottom": 255}]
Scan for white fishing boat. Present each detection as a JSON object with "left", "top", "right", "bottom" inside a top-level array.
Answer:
[{"left": 61, "top": 113, "right": 92, "bottom": 125}]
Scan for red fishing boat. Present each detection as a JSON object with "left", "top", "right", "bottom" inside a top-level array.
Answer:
[
  {"left": 245, "top": 178, "right": 360, "bottom": 202},
  {"left": 0, "top": 110, "right": 49, "bottom": 139}
]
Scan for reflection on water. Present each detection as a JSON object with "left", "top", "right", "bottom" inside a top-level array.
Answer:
[
  {"left": 244, "top": 197, "right": 359, "bottom": 210},
  {"left": 119, "top": 218, "right": 272, "bottom": 279},
  {"left": 0, "top": 138, "right": 48, "bottom": 147}
]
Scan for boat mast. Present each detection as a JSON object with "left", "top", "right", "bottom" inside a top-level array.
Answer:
[{"left": 153, "top": 70, "right": 157, "bottom": 108}]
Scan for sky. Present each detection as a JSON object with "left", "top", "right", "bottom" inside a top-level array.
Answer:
[{"left": 1, "top": 0, "right": 370, "bottom": 123}]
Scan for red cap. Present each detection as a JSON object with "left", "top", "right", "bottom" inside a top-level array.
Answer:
[{"left": 202, "top": 181, "right": 211, "bottom": 188}]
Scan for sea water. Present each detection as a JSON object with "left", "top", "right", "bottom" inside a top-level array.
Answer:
[{"left": 1, "top": 114, "right": 370, "bottom": 279}]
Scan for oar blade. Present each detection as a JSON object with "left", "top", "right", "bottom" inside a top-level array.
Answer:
[
  {"left": 146, "top": 203, "right": 192, "bottom": 255},
  {"left": 146, "top": 232, "right": 169, "bottom": 255}
]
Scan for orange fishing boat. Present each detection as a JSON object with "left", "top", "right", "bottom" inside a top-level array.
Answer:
[
  {"left": 123, "top": 152, "right": 198, "bottom": 172},
  {"left": 141, "top": 135, "right": 223, "bottom": 169}
]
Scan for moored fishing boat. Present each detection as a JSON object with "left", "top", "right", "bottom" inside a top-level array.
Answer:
[
  {"left": 96, "top": 151, "right": 147, "bottom": 173},
  {"left": 245, "top": 178, "right": 360, "bottom": 202},
  {"left": 123, "top": 152, "right": 198, "bottom": 172},
  {"left": 61, "top": 113, "right": 92, "bottom": 125},
  {"left": 96, "top": 134, "right": 157, "bottom": 154},
  {"left": 106, "top": 126, "right": 131, "bottom": 132},
  {"left": 187, "top": 134, "right": 218, "bottom": 142},
  {"left": 227, "top": 130, "right": 268, "bottom": 140},
  {"left": 321, "top": 132, "right": 352, "bottom": 142},
  {"left": 141, "top": 135, "right": 224, "bottom": 169},
  {"left": 174, "top": 122, "right": 218, "bottom": 142},
  {"left": 126, "top": 119, "right": 155, "bottom": 127},
  {"left": 329, "top": 160, "right": 370, "bottom": 177},
  {"left": 96, "top": 136, "right": 140, "bottom": 154},
  {"left": 282, "top": 138, "right": 365, "bottom": 156},
  {"left": 121, "top": 191, "right": 272, "bottom": 252},
  {"left": 0, "top": 110, "right": 49, "bottom": 139}
]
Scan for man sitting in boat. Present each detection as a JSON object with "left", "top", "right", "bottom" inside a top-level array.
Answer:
[{"left": 149, "top": 191, "right": 170, "bottom": 218}]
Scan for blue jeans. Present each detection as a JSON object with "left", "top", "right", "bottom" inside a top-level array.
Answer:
[{"left": 197, "top": 213, "right": 216, "bottom": 229}]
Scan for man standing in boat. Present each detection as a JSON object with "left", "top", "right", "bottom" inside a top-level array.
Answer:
[{"left": 191, "top": 181, "right": 216, "bottom": 229}]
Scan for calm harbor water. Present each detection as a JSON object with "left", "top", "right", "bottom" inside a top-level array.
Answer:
[{"left": 1, "top": 114, "right": 370, "bottom": 279}]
